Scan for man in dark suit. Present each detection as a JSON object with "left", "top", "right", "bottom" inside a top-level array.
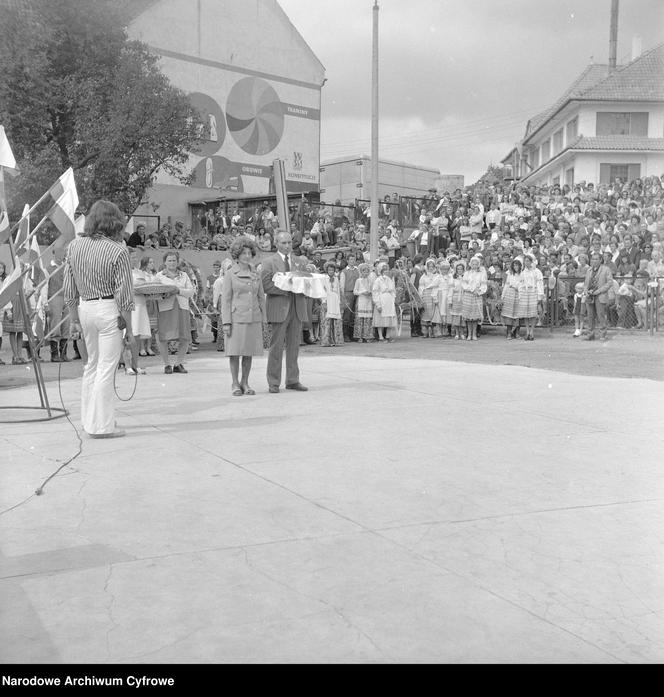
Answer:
[
  {"left": 621, "top": 233, "right": 641, "bottom": 270},
  {"left": 261, "top": 231, "right": 309, "bottom": 393}
]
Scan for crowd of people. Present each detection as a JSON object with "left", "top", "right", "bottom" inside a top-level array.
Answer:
[{"left": 2, "top": 174, "right": 664, "bottom": 366}]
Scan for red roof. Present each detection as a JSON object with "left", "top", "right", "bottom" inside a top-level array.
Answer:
[
  {"left": 571, "top": 136, "right": 664, "bottom": 151},
  {"left": 579, "top": 43, "right": 664, "bottom": 102},
  {"left": 523, "top": 43, "right": 664, "bottom": 143}
]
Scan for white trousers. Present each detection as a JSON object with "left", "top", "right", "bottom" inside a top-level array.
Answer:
[{"left": 78, "top": 299, "right": 122, "bottom": 435}]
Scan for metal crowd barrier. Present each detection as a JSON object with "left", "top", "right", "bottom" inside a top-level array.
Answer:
[{"left": 541, "top": 274, "right": 661, "bottom": 335}]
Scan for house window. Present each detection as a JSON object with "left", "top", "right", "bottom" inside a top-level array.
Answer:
[
  {"left": 599, "top": 163, "right": 641, "bottom": 184},
  {"left": 552, "top": 176, "right": 560, "bottom": 186},
  {"left": 565, "top": 167, "right": 574, "bottom": 187},
  {"left": 531, "top": 148, "right": 539, "bottom": 170},
  {"left": 541, "top": 139, "right": 550, "bottom": 163},
  {"left": 596, "top": 112, "right": 649, "bottom": 136},
  {"left": 553, "top": 129, "right": 564, "bottom": 155},
  {"left": 566, "top": 117, "right": 578, "bottom": 143}
]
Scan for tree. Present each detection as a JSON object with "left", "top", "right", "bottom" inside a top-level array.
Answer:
[
  {"left": 0, "top": 0, "right": 205, "bottom": 220},
  {"left": 473, "top": 164, "right": 508, "bottom": 188}
]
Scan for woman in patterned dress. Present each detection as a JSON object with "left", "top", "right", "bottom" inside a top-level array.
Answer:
[
  {"left": 461, "top": 256, "right": 487, "bottom": 341},
  {"left": 517, "top": 254, "right": 544, "bottom": 341},
  {"left": 450, "top": 262, "right": 466, "bottom": 339},
  {"left": 501, "top": 258, "right": 522, "bottom": 339},
  {"left": 140, "top": 257, "right": 159, "bottom": 355},
  {"left": 418, "top": 258, "right": 439, "bottom": 338},
  {"left": 353, "top": 263, "right": 374, "bottom": 342},
  {"left": 432, "top": 259, "right": 453, "bottom": 337},
  {"left": 320, "top": 261, "right": 344, "bottom": 347},
  {"left": 2, "top": 261, "right": 32, "bottom": 364}
]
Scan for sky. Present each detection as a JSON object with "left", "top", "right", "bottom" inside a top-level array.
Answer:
[{"left": 279, "top": 0, "right": 664, "bottom": 184}]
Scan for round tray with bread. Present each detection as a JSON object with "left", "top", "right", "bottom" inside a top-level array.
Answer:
[{"left": 134, "top": 283, "right": 175, "bottom": 297}]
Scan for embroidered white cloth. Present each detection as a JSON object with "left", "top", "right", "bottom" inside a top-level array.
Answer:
[{"left": 273, "top": 272, "right": 328, "bottom": 299}]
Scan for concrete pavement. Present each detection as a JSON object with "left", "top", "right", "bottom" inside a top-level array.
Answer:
[{"left": 1, "top": 352, "right": 663, "bottom": 663}]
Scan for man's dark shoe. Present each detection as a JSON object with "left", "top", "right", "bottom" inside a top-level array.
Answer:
[
  {"left": 285, "top": 383, "right": 308, "bottom": 391},
  {"left": 164, "top": 365, "right": 173, "bottom": 374},
  {"left": 173, "top": 364, "right": 188, "bottom": 373},
  {"left": 268, "top": 385, "right": 280, "bottom": 393}
]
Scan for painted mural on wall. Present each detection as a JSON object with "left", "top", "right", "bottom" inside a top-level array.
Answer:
[{"left": 168, "top": 65, "right": 320, "bottom": 196}]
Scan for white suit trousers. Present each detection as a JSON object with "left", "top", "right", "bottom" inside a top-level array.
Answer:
[{"left": 78, "top": 299, "right": 123, "bottom": 435}]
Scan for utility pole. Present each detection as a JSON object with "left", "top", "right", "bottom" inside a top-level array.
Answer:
[
  {"left": 609, "top": 0, "right": 619, "bottom": 71},
  {"left": 370, "top": 0, "right": 379, "bottom": 261}
]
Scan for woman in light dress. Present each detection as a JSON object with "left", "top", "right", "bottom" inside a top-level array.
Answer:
[
  {"left": 450, "top": 262, "right": 466, "bottom": 339},
  {"left": 353, "top": 263, "right": 374, "bottom": 342},
  {"left": 461, "top": 256, "right": 487, "bottom": 341},
  {"left": 372, "top": 262, "right": 397, "bottom": 342},
  {"left": 432, "top": 259, "right": 453, "bottom": 337},
  {"left": 501, "top": 258, "right": 522, "bottom": 339},
  {"left": 517, "top": 254, "right": 544, "bottom": 341},
  {"left": 212, "top": 258, "right": 234, "bottom": 352},
  {"left": 320, "top": 261, "right": 344, "bottom": 347},
  {"left": 418, "top": 258, "right": 439, "bottom": 338},
  {"left": 154, "top": 251, "right": 195, "bottom": 374},
  {"left": 128, "top": 249, "right": 152, "bottom": 360}
]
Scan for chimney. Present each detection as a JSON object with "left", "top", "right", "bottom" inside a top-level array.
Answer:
[
  {"left": 609, "top": 0, "right": 619, "bottom": 71},
  {"left": 632, "top": 35, "right": 643, "bottom": 61}
]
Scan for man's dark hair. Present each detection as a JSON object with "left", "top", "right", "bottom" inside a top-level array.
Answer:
[{"left": 83, "top": 200, "right": 125, "bottom": 239}]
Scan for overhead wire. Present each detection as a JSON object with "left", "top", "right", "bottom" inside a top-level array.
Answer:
[
  {"left": 319, "top": 102, "right": 551, "bottom": 149},
  {"left": 322, "top": 120, "right": 528, "bottom": 161}
]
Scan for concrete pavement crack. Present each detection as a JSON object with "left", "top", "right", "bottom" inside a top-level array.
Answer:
[
  {"left": 240, "top": 547, "right": 390, "bottom": 660},
  {"left": 369, "top": 527, "right": 628, "bottom": 664},
  {"left": 372, "top": 497, "right": 664, "bottom": 531},
  {"left": 148, "top": 423, "right": 372, "bottom": 535},
  {"left": 103, "top": 564, "right": 119, "bottom": 661},
  {"left": 75, "top": 479, "right": 89, "bottom": 535},
  {"left": 121, "top": 627, "right": 206, "bottom": 662}
]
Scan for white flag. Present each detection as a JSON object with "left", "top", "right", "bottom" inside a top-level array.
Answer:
[{"left": 0, "top": 125, "right": 17, "bottom": 170}]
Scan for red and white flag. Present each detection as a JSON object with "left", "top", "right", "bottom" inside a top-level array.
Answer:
[
  {"left": 0, "top": 261, "right": 23, "bottom": 309},
  {"left": 48, "top": 188, "right": 77, "bottom": 249},
  {"left": 47, "top": 168, "right": 79, "bottom": 251},
  {"left": 0, "top": 210, "right": 10, "bottom": 244},
  {"left": 47, "top": 167, "right": 78, "bottom": 207}
]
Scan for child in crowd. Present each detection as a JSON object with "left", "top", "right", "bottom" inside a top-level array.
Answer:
[
  {"left": 572, "top": 282, "right": 586, "bottom": 337},
  {"left": 617, "top": 276, "right": 637, "bottom": 328},
  {"left": 633, "top": 271, "right": 650, "bottom": 329}
]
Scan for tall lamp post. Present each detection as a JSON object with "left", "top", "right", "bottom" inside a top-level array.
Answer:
[{"left": 370, "top": 0, "right": 379, "bottom": 261}]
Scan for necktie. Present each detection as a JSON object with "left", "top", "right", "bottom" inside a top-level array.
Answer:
[{"left": 284, "top": 255, "right": 290, "bottom": 272}]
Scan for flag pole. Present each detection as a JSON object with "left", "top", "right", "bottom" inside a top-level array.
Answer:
[
  {"left": 14, "top": 212, "right": 52, "bottom": 254},
  {"left": 1, "top": 165, "right": 52, "bottom": 415},
  {"left": 4, "top": 188, "right": 55, "bottom": 236}
]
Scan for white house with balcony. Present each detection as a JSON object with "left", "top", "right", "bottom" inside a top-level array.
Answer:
[{"left": 502, "top": 42, "right": 664, "bottom": 187}]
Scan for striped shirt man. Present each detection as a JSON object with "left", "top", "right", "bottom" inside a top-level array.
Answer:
[{"left": 64, "top": 236, "right": 135, "bottom": 312}]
